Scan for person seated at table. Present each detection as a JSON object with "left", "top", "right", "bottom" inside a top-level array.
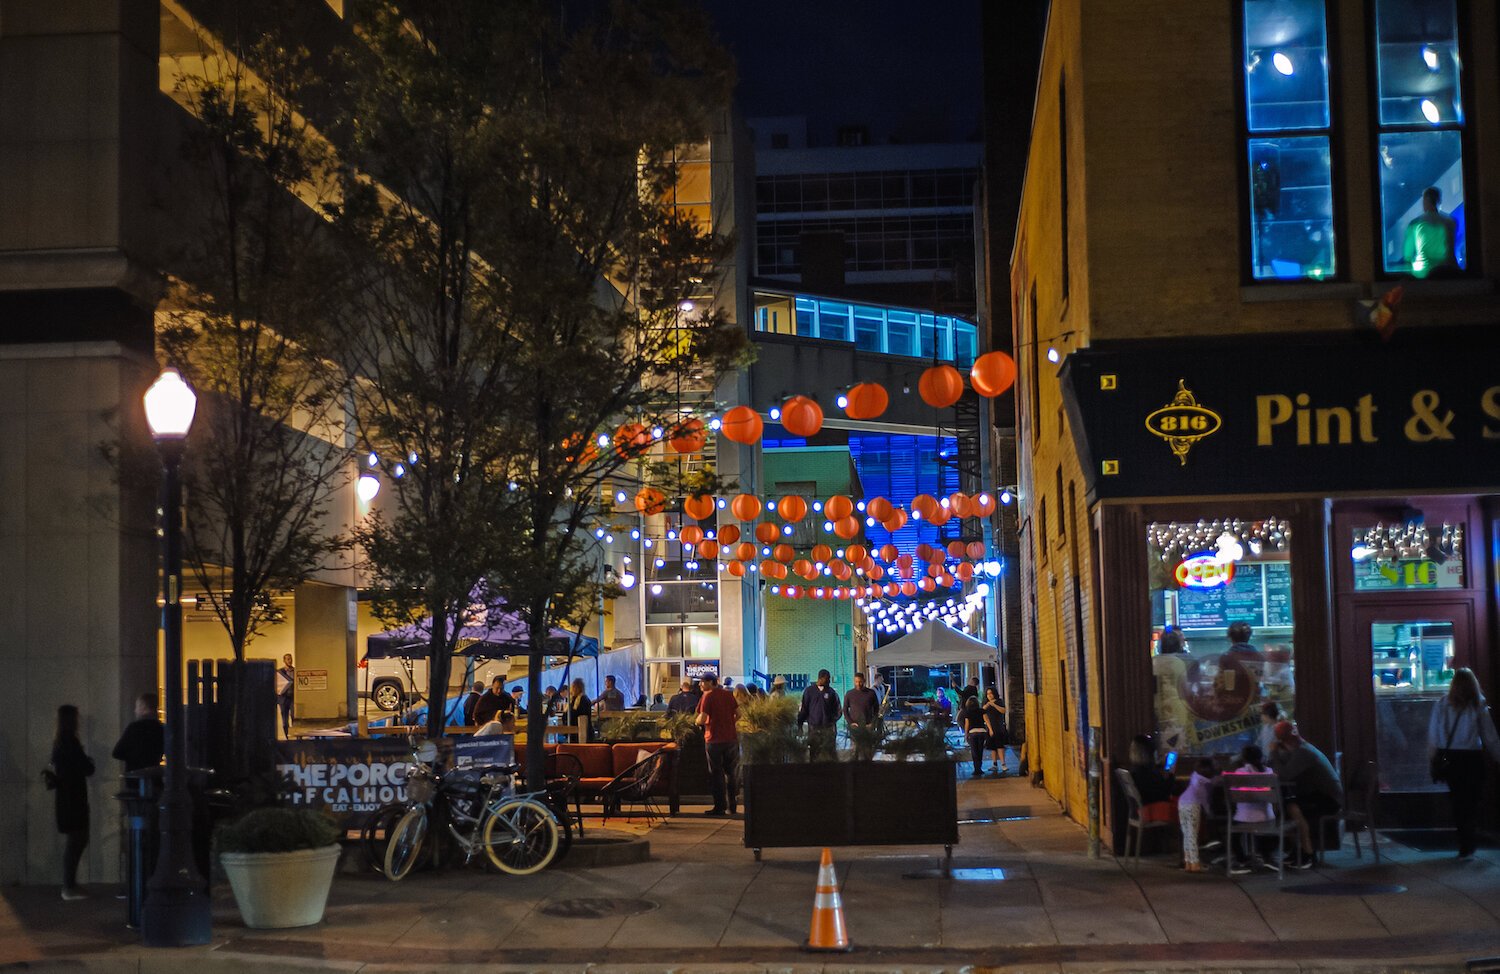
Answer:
[
  {"left": 565, "top": 679, "right": 593, "bottom": 741},
  {"left": 1128, "top": 734, "right": 1176, "bottom": 823},
  {"left": 1177, "top": 757, "right": 1218, "bottom": 873},
  {"left": 1269, "top": 721, "right": 1342, "bottom": 861},
  {"left": 1223, "top": 745, "right": 1278, "bottom": 873},
  {"left": 929, "top": 687, "right": 953, "bottom": 725},
  {"left": 647, "top": 693, "right": 668, "bottom": 712}
]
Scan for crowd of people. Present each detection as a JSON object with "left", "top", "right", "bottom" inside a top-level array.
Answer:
[{"left": 1129, "top": 664, "right": 1500, "bottom": 872}]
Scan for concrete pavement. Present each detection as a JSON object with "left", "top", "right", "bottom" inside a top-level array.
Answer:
[{"left": 4, "top": 770, "right": 1500, "bottom": 972}]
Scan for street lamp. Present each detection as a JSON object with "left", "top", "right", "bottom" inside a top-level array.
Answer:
[{"left": 140, "top": 368, "right": 212, "bottom": 947}]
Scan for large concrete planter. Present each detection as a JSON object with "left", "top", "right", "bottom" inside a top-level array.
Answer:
[{"left": 220, "top": 845, "right": 340, "bottom": 929}]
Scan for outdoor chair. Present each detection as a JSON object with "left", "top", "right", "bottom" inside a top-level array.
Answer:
[
  {"left": 543, "top": 751, "right": 587, "bottom": 838},
  {"left": 600, "top": 748, "right": 673, "bottom": 825},
  {"left": 1319, "top": 759, "right": 1381, "bottom": 864},
  {"left": 1114, "top": 767, "right": 1176, "bottom": 870},
  {"left": 1223, "top": 771, "right": 1303, "bottom": 880}
]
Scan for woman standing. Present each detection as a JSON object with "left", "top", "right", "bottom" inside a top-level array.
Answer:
[
  {"left": 1429, "top": 668, "right": 1500, "bottom": 860},
  {"left": 48, "top": 705, "right": 95, "bottom": 900},
  {"left": 959, "top": 696, "right": 988, "bottom": 778},
  {"left": 982, "top": 687, "right": 1009, "bottom": 775},
  {"left": 565, "top": 679, "right": 593, "bottom": 742}
]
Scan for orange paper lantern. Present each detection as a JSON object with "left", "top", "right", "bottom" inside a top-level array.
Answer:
[
  {"left": 900, "top": 582, "right": 917, "bottom": 597},
  {"left": 972, "top": 493, "right": 997, "bottom": 517},
  {"left": 938, "top": 572, "right": 955, "bottom": 587},
  {"left": 760, "top": 558, "right": 780, "bottom": 577},
  {"left": 927, "top": 562, "right": 943, "bottom": 578},
  {"left": 734, "top": 542, "right": 756, "bottom": 562},
  {"left": 915, "top": 543, "right": 936, "bottom": 562},
  {"left": 793, "top": 559, "right": 815, "bottom": 580},
  {"left": 812, "top": 543, "right": 833, "bottom": 564},
  {"left": 879, "top": 544, "right": 899, "bottom": 562},
  {"left": 911, "top": 494, "right": 940, "bottom": 520},
  {"left": 726, "top": 561, "right": 745, "bottom": 577},
  {"left": 699, "top": 539, "right": 720, "bottom": 559},
  {"left": 560, "top": 433, "right": 598, "bottom": 466},
  {"left": 896, "top": 553, "right": 914, "bottom": 571},
  {"left": 970, "top": 350, "right": 1018, "bottom": 398},
  {"left": 919, "top": 577, "right": 936, "bottom": 592},
  {"left": 947, "top": 540, "right": 968, "bottom": 559},
  {"left": 885, "top": 508, "right": 909, "bottom": 531},
  {"left": 773, "top": 543, "right": 795, "bottom": 563},
  {"left": 635, "top": 488, "right": 666, "bottom": 515},
  {"left": 824, "top": 495, "right": 854, "bottom": 521},
  {"left": 780, "top": 395, "right": 824, "bottom": 437},
  {"left": 884, "top": 583, "right": 899, "bottom": 597},
  {"left": 918, "top": 364, "right": 965, "bottom": 409},
  {"left": 843, "top": 382, "right": 889, "bottom": 420},
  {"left": 833, "top": 516, "right": 860, "bottom": 539},
  {"left": 845, "top": 544, "right": 868, "bottom": 563},
  {"left": 948, "top": 492, "right": 972, "bottom": 518},
  {"left": 778, "top": 495, "right": 808, "bottom": 523},
  {"left": 956, "top": 562, "right": 974, "bottom": 581},
  {"left": 669, "top": 418, "right": 706, "bottom": 454},
  {"left": 966, "top": 541, "right": 986, "bottom": 560},
  {"left": 680, "top": 525, "right": 704, "bottom": 545},
  {"left": 868, "top": 564, "right": 885, "bottom": 581},
  {"left": 615, "top": 423, "right": 653, "bottom": 459},
  {"left": 720, "top": 406, "right": 764, "bottom": 445},
  {"left": 730, "top": 493, "right": 762, "bottom": 522},
  {"left": 755, "top": 522, "right": 780, "bottom": 544},
  {"left": 683, "top": 494, "right": 716, "bottom": 521},
  {"left": 867, "top": 496, "right": 894, "bottom": 521},
  {"left": 718, "top": 524, "right": 741, "bottom": 545},
  {"left": 928, "top": 505, "right": 952, "bottom": 526}
]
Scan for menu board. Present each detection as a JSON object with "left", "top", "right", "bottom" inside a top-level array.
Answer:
[{"left": 1173, "top": 560, "right": 1294, "bottom": 631}]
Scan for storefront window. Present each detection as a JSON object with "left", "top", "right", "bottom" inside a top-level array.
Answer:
[
  {"left": 1350, "top": 519, "right": 1464, "bottom": 590},
  {"left": 1248, "top": 137, "right": 1336, "bottom": 280},
  {"left": 1148, "top": 518, "right": 1295, "bottom": 757},
  {"left": 1372, "top": 619, "right": 1454, "bottom": 792}
]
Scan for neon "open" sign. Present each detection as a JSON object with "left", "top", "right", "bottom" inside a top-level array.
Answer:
[{"left": 1175, "top": 553, "right": 1235, "bottom": 589}]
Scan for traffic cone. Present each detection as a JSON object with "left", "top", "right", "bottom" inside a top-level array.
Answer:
[{"left": 803, "top": 847, "right": 852, "bottom": 952}]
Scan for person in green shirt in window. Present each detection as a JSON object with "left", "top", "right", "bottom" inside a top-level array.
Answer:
[{"left": 1402, "top": 186, "right": 1459, "bottom": 279}]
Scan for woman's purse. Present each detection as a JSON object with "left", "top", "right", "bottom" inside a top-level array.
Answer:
[{"left": 1431, "top": 706, "right": 1460, "bottom": 783}]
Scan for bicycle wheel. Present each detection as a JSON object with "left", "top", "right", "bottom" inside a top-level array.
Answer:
[
  {"left": 362, "top": 803, "right": 407, "bottom": 873},
  {"left": 482, "top": 797, "right": 560, "bottom": 875},
  {"left": 384, "top": 806, "right": 429, "bottom": 881}
]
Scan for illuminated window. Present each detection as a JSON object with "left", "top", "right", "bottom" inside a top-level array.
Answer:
[
  {"left": 1241, "top": 0, "right": 1337, "bottom": 281},
  {"left": 1374, "top": 0, "right": 1468, "bottom": 277},
  {"left": 753, "top": 292, "right": 977, "bottom": 366}
]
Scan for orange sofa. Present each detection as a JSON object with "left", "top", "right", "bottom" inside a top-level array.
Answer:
[{"left": 515, "top": 741, "right": 680, "bottom": 814}]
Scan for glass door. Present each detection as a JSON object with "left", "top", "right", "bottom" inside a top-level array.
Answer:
[{"left": 1355, "top": 605, "right": 1471, "bottom": 793}]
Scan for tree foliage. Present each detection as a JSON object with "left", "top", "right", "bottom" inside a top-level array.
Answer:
[{"left": 326, "top": 0, "right": 750, "bottom": 757}]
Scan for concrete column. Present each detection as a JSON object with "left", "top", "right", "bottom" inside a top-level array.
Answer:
[{"left": 292, "top": 582, "right": 355, "bottom": 720}]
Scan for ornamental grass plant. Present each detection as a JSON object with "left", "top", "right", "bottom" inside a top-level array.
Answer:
[{"left": 215, "top": 806, "right": 340, "bottom": 856}]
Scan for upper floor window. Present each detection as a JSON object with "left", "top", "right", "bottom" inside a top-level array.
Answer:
[
  {"left": 1242, "top": 0, "right": 1337, "bottom": 281},
  {"left": 750, "top": 291, "right": 977, "bottom": 367},
  {"left": 1375, "top": 0, "right": 1468, "bottom": 277}
]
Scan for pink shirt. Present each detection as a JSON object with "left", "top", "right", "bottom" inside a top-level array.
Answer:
[
  {"left": 1177, "top": 771, "right": 1215, "bottom": 810},
  {"left": 1225, "top": 765, "right": 1273, "bottom": 822}
]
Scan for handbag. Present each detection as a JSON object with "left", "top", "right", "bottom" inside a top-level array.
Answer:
[{"left": 1431, "top": 705, "right": 1460, "bottom": 783}]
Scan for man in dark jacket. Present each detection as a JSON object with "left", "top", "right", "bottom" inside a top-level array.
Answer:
[
  {"left": 460, "top": 682, "right": 484, "bottom": 726},
  {"left": 843, "top": 673, "right": 881, "bottom": 760},
  {"left": 472, "top": 677, "right": 513, "bottom": 727},
  {"left": 667, "top": 680, "right": 697, "bottom": 715},
  {"left": 111, "top": 693, "right": 164, "bottom": 772},
  {"left": 798, "top": 669, "right": 841, "bottom": 761}
]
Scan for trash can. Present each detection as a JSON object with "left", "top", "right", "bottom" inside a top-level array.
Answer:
[{"left": 116, "top": 768, "right": 163, "bottom": 930}]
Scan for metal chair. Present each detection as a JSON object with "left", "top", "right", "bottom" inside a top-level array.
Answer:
[
  {"left": 1114, "top": 767, "right": 1176, "bottom": 870},
  {"left": 1320, "top": 759, "right": 1381, "bottom": 864},
  {"left": 600, "top": 749, "right": 673, "bottom": 825},
  {"left": 1223, "top": 771, "right": 1303, "bottom": 880}
]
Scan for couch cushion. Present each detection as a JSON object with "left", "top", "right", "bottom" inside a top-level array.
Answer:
[
  {"left": 510, "top": 743, "right": 558, "bottom": 771},
  {"left": 611, "top": 741, "right": 668, "bottom": 775},
  {"left": 558, "top": 743, "right": 614, "bottom": 778}
]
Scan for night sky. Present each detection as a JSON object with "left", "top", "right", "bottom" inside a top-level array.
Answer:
[{"left": 704, "top": 0, "right": 983, "bottom": 147}]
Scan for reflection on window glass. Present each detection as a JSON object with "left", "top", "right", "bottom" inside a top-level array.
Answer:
[
  {"left": 1147, "top": 518, "right": 1296, "bottom": 757},
  {"left": 1379, "top": 132, "right": 1465, "bottom": 277},
  {"left": 1248, "top": 137, "right": 1336, "bottom": 280},
  {"left": 1373, "top": 619, "right": 1454, "bottom": 792},
  {"left": 1376, "top": 0, "right": 1462, "bottom": 126},
  {"left": 817, "top": 301, "right": 851, "bottom": 342},
  {"left": 1350, "top": 519, "right": 1464, "bottom": 591},
  {"left": 1243, "top": 0, "right": 1331, "bottom": 132}
]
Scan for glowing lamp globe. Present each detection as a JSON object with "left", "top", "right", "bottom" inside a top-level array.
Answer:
[
  {"left": 143, "top": 368, "right": 197, "bottom": 440},
  {"left": 356, "top": 474, "right": 381, "bottom": 503}
]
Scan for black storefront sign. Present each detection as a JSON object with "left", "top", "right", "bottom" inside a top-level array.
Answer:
[
  {"left": 277, "top": 738, "right": 416, "bottom": 829},
  {"left": 1059, "top": 327, "right": 1500, "bottom": 500}
]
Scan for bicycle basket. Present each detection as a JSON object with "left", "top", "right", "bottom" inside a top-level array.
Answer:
[{"left": 405, "top": 765, "right": 436, "bottom": 803}]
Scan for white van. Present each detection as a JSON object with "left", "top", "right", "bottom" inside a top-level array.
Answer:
[{"left": 359, "top": 650, "right": 511, "bottom": 712}]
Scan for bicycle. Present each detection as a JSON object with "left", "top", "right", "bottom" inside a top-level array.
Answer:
[{"left": 383, "top": 759, "right": 560, "bottom": 880}]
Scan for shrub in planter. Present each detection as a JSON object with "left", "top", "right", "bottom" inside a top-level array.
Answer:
[
  {"left": 216, "top": 807, "right": 341, "bottom": 929},
  {"left": 736, "top": 695, "right": 805, "bottom": 765}
]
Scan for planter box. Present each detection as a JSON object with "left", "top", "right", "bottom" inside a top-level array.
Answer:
[
  {"left": 221, "top": 845, "right": 340, "bottom": 929},
  {"left": 742, "top": 760, "right": 958, "bottom": 855}
]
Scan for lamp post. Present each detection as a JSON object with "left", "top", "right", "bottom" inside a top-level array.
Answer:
[{"left": 140, "top": 368, "right": 212, "bottom": 947}]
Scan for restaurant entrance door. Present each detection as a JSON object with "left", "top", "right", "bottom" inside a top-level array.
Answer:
[{"left": 1349, "top": 603, "right": 1472, "bottom": 827}]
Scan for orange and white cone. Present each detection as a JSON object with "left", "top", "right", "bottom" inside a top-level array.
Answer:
[{"left": 804, "top": 847, "right": 852, "bottom": 952}]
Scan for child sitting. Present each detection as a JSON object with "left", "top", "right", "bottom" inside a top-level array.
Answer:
[
  {"left": 1177, "top": 757, "right": 1217, "bottom": 873},
  {"left": 1225, "top": 745, "right": 1274, "bottom": 872}
]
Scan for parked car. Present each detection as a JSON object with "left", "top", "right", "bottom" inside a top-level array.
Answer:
[{"left": 359, "top": 649, "right": 511, "bottom": 712}]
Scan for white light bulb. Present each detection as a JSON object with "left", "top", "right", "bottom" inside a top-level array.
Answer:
[
  {"left": 366, "top": 452, "right": 379, "bottom": 467},
  {"left": 836, "top": 395, "right": 848, "bottom": 409},
  {"left": 1421, "top": 98, "right": 1441, "bottom": 123},
  {"left": 597, "top": 434, "right": 611, "bottom": 447},
  {"left": 619, "top": 573, "right": 636, "bottom": 589},
  {"left": 356, "top": 474, "right": 381, "bottom": 503},
  {"left": 769, "top": 407, "right": 782, "bottom": 420},
  {"left": 1272, "top": 51, "right": 1294, "bottom": 75},
  {"left": 782, "top": 525, "right": 794, "bottom": 536},
  {"left": 652, "top": 426, "right": 664, "bottom": 439},
  {"left": 1046, "top": 347, "right": 1061, "bottom": 364},
  {"left": 1422, "top": 45, "right": 1440, "bottom": 71},
  {"left": 709, "top": 418, "right": 722, "bottom": 430},
  {"left": 651, "top": 584, "right": 663, "bottom": 595}
]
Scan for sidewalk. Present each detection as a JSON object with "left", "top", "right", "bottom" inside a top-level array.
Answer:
[{"left": 5, "top": 771, "right": 1500, "bottom": 973}]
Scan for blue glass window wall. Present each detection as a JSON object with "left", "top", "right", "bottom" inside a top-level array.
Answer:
[{"left": 754, "top": 291, "right": 977, "bottom": 368}]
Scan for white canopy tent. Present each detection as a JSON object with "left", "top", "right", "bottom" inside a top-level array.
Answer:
[{"left": 866, "top": 622, "right": 998, "bottom": 667}]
